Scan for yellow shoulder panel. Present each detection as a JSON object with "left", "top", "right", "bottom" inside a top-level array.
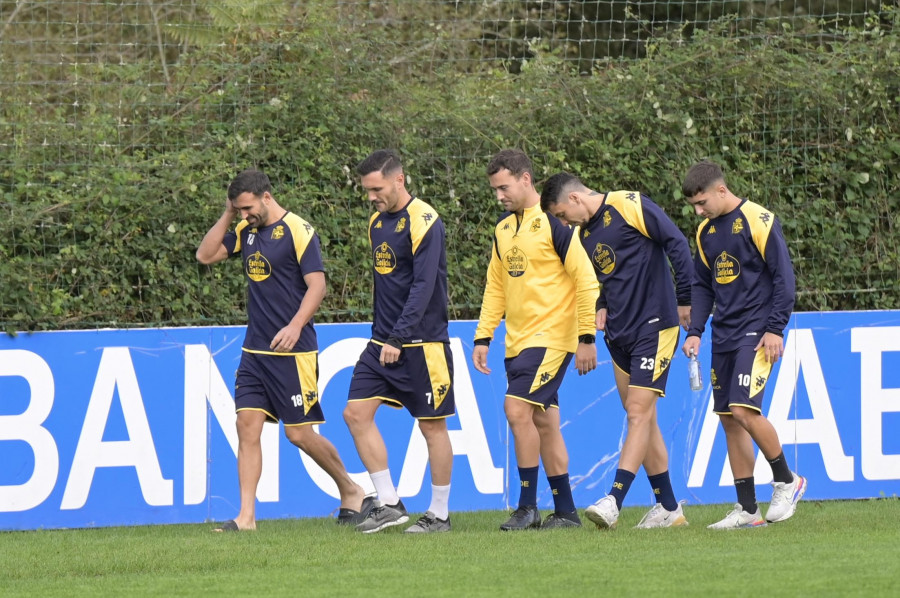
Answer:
[
  {"left": 605, "top": 191, "right": 649, "bottom": 238},
  {"left": 407, "top": 198, "right": 439, "bottom": 254},
  {"left": 695, "top": 220, "right": 711, "bottom": 269},
  {"left": 367, "top": 212, "right": 378, "bottom": 247},
  {"left": 741, "top": 200, "right": 774, "bottom": 260},
  {"left": 234, "top": 220, "right": 249, "bottom": 254},
  {"left": 284, "top": 213, "right": 315, "bottom": 264}
]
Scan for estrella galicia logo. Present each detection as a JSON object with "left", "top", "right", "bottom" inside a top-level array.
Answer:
[
  {"left": 503, "top": 245, "right": 527, "bottom": 277},
  {"left": 374, "top": 241, "right": 397, "bottom": 275},
  {"left": 592, "top": 243, "right": 615, "bottom": 275},
  {"left": 246, "top": 251, "right": 272, "bottom": 282},
  {"left": 714, "top": 251, "right": 740, "bottom": 284}
]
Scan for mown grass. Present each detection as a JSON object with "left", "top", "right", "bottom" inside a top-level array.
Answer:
[{"left": 2, "top": 499, "right": 897, "bottom": 597}]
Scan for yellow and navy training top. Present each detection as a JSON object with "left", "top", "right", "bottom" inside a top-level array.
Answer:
[
  {"left": 688, "top": 198, "right": 796, "bottom": 352},
  {"left": 581, "top": 191, "right": 693, "bottom": 346},
  {"left": 475, "top": 204, "right": 599, "bottom": 358},
  {"left": 222, "top": 212, "right": 323, "bottom": 354},
  {"left": 368, "top": 197, "right": 449, "bottom": 345}
]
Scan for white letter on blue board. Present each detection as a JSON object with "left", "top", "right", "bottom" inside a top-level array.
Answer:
[
  {"left": 0, "top": 350, "right": 59, "bottom": 512},
  {"left": 61, "top": 347, "right": 173, "bottom": 509}
]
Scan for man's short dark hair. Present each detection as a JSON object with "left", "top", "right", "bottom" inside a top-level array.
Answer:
[
  {"left": 682, "top": 161, "right": 725, "bottom": 198},
  {"left": 228, "top": 169, "right": 272, "bottom": 201},
  {"left": 356, "top": 149, "right": 403, "bottom": 177},
  {"left": 487, "top": 149, "right": 533, "bottom": 179},
  {"left": 540, "top": 172, "right": 583, "bottom": 211}
]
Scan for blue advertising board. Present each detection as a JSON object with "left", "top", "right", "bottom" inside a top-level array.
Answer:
[{"left": 1, "top": 312, "right": 899, "bottom": 530}]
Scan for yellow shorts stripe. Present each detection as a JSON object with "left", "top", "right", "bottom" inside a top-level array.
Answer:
[
  {"left": 529, "top": 348, "right": 568, "bottom": 395},
  {"left": 652, "top": 326, "right": 679, "bottom": 383},
  {"left": 423, "top": 342, "right": 452, "bottom": 410}
]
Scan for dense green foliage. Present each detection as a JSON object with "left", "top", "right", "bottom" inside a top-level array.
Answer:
[
  {"left": 1, "top": 8, "right": 897, "bottom": 332},
  {"left": 1, "top": 500, "right": 899, "bottom": 596}
]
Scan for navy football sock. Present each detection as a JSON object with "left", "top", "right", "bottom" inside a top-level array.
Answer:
[
  {"left": 547, "top": 473, "right": 576, "bottom": 514},
  {"left": 647, "top": 470, "right": 678, "bottom": 512},
  {"left": 517, "top": 466, "right": 539, "bottom": 508},
  {"left": 609, "top": 468, "right": 636, "bottom": 511}
]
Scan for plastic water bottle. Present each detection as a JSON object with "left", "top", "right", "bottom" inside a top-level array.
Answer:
[{"left": 688, "top": 349, "right": 703, "bottom": 391}]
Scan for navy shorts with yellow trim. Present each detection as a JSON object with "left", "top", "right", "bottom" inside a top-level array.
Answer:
[
  {"left": 604, "top": 326, "right": 679, "bottom": 396},
  {"left": 347, "top": 341, "right": 455, "bottom": 419},
  {"left": 710, "top": 345, "right": 773, "bottom": 415},
  {"left": 234, "top": 350, "right": 324, "bottom": 426},
  {"left": 504, "top": 347, "right": 573, "bottom": 410}
]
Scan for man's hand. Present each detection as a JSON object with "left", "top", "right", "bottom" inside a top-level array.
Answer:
[
  {"left": 595, "top": 308, "right": 607, "bottom": 331},
  {"left": 755, "top": 332, "right": 784, "bottom": 364},
  {"left": 472, "top": 345, "right": 491, "bottom": 375},
  {"left": 270, "top": 322, "right": 303, "bottom": 352},
  {"left": 682, "top": 335, "right": 700, "bottom": 358},
  {"left": 678, "top": 305, "right": 691, "bottom": 331},
  {"left": 575, "top": 342, "right": 597, "bottom": 376},
  {"left": 379, "top": 343, "right": 401, "bottom": 366}
]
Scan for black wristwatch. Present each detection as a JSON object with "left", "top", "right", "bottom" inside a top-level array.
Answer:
[{"left": 578, "top": 334, "right": 596, "bottom": 345}]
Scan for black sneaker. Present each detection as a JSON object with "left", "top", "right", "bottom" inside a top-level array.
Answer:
[
  {"left": 356, "top": 500, "right": 409, "bottom": 533},
  {"left": 541, "top": 511, "right": 582, "bottom": 529},
  {"left": 499, "top": 505, "right": 541, "bottom": 531},
  {"left": 336, "top": 495, "right": 377, "bottom": 526}
]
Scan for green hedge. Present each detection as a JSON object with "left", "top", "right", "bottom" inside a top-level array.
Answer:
[{"left": 1, "top": 13, "right": 898, "bottom": 333}]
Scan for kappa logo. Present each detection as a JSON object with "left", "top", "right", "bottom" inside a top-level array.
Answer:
[
  {"left": 708, "top": 225, "right": 716, "bottom": 235},
  {"left": 395, "top": 217, "right": 407, "bottom": 233},
  {"left": 503, "top": 222, "right": 511, "bottom": 231},
  {"left": 271, "top": 225, "right": 284, "bottom": 240},
  {"left": 659, "top": 357, "right": 670, "bottom": 371},
  {"left": 759, "top": 212, "right": 772, "bottom": 226},
  {"left": 374, "top": 221, "right": 382, "bottom": 229},
  {"left": 583, "top": 229, "right": 590, "bottom": 238},
  {"left": 755, "top": 375, "right": 767, "bottom": 390},
  {"left": 732, "top": 218, "right": 744, "bottom": 234},
  {"left": 626, "top": 192, "right": 637, "bottom": 202},
  {"left": 603, "top": 211, "right": 612, "bottom": 227},
  {"left": 433, "top": 383, "right": 450, "bottom": 409},
  {"left": 540, "top": 372, "right": 551, "bottom": 384},
  {"left": 303, "top": 390, "right": 318, "bottom": 414},
  {"left": 422, "top": 212, "right": 434, "bottom": 223},
  {"left": 303, "top": 223, "right": 313, "bottom": 233}
]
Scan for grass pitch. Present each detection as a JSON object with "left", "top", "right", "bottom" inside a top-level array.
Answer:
[{"left": 2, "top": 499, "right": 897, "bottom": 597}]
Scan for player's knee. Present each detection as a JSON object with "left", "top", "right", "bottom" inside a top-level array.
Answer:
[
  {"left": 342, "top": 403, "right": 370, "bottom": 432},
  {"left": 284, "top": 426, "right": 310, "bottom": 451},
  {"left": 625, "top": 405, "right": 652, "bottom": 427},
  {"left": 417, "top": 418, "right": 447, "bottom": 438}
]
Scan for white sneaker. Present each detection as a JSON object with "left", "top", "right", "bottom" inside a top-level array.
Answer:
[
  {"left": 584, "top": 495, "right": 619, "bottom": 530},
  {"left": 635, "top": 500, "right": 689, "bottom": 529},
  {"left": 707, "top": 504, "right": 767, "bottom": 529},
  {"left": 766, "top": 473, "right": 808, "bottom": 523}
]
